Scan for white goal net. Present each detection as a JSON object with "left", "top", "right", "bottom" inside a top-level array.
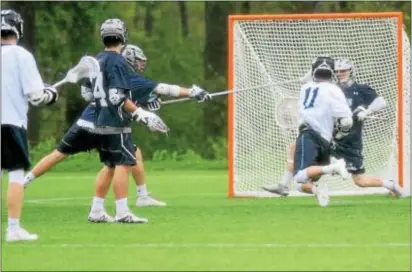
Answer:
[{"left": 228, "top": 13, "right": 411, "bottom": 197}]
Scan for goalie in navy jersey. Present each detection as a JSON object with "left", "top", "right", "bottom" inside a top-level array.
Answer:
[{"left": 331, "top": 59, "right": 404, "bottom": 197}]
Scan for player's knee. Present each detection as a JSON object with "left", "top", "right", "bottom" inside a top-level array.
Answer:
[
  {"left": 294, "top": 170, "right": 309, "bottom": 183},
  {"left": 8, "top": 169, "right": 25, "bottom": 185},
  {"left": 135, "top": 147, "right": 143, "bottom": 162},
  {"left": 51, "top": 150, "right": 67, "bottom": 162},
  {"left": 352, "top": 174, "right": 367, "bottom": 187}
]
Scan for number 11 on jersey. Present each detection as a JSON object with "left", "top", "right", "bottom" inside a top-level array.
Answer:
[{"left": 303, "top": 87, "right": 319, "bottom": 109}]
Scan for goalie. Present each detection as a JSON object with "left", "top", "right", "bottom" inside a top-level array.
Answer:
[{"left": 263, "top": 58, "right": 405, "bottom": 198}]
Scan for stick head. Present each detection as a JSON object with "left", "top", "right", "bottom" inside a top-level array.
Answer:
[
  {"left": 275, "top": 97, "right": 299, "bottom": 135},
  {"left": 66, "top": 56, "right": 100, "bottom": 83}
]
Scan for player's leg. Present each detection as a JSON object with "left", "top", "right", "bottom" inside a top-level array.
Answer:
[
  {"left": 24, "top": 124, "right": 92, "bottom": 187},
  {"left": 103, "top": 134, "right": 148, "bottom": 223},
  {"left": 133, "top": 146, "right": 166, "bottom": 207},
  {"left": 88, "top": 165, "right": 116, "bottom": 223},
  {"left": 2, "top": 125, "right": 38, "bottom": 241},
  {"left": 335, "top": 146, "right": 405, "bottom": 197},
  {"left": 262, "top": 143, "right": 295, "bottom": 196}
]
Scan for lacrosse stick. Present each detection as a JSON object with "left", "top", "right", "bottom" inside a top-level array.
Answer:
[
  {"left": 52, "top": 56, "right": 100, "bottom": 88},
  {"left": 275, "top": 97, "right": 300, "bottom": 133},
  {"left": 161, "top": 79, "right": 303, "bottom": 105}
]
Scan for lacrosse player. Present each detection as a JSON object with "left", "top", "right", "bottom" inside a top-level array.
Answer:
[
  {"left": 330, "top": 59, "right": 404, "bottom": 196},
  {"left": 88, "top": 44, "right": 212, "bottom": 222},
  {"left": 1, "top": 9, "right": 58, "bottom": 242},
  {"left": 270, "top": 56, "right": 353, "bottom": 206}
]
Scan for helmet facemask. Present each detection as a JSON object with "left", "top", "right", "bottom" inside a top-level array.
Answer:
[{"left": 335, "top": 59, "right": 354, "bottom": 85}]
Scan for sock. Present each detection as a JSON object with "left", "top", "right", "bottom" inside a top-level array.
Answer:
[
  {"left": 115, "top": 198, "right": 129, "bottom": 215},
  {"left": 382, "top": 180, "right": 395, "bottom": 190},
  {"left": 90, "top": 197, "right": 105, "bottom": 212},
  {"left": 321, "top": 164, "right": 335, "bottom": 174},
  {"left": 137, "top": 184, "right": 148, "bottom": 197},
  {"left": 280, "top": 171, "right": 293, "bottom": 187},
  {"left": 24, "top": 172, "right": 36, "bottom": 185},
  {"left": 8, "top": 218, "right": 20, "bottom": 230}
]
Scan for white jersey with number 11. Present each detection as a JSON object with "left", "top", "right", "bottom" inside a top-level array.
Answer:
[{"left": 298, "top": 81, "right": 352, "bottom": 142}]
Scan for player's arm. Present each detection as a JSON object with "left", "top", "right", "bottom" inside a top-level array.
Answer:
[
  {"left": 353, "top": 85, "right": 386, "bottom": 121},
  {"left": 330, "top": 86, "right": 353, "bottom": 139},
  {"left": 153, "top": 83, "right": 211, "bottom": 102},
  {"left": 19, "top": 51, "right": 58, "bottom": 106}
]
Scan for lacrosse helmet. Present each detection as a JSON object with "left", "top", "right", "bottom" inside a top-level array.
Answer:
[
  {"left": 335, "top": 58, "right": 354, "bottom": 84},
  {"left": 100, "top": 18, "right": 128, "bottom": 45},
  {"left": 311, "top": 55, "right": 335, "bottom": 81},
  {"left": 121, "top": 44, "right": 147, "bottom": 73},
  {"left": 1, "top": 9, "right": 24, "bottom": 39}
]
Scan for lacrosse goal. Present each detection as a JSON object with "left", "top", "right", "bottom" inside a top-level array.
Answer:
[{"left": 227, "top": 12, "right": 411, "bottom": 197}]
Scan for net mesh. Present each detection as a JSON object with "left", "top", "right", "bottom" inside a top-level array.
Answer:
[{"left": 230, "top": 15, "right": 411, "bottom": 197}]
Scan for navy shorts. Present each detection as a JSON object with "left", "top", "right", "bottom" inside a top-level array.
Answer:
[
  {"left": 1, "top": 125, "right": 30, "bottom": 171},
  {"left": 57, "top": 123, "right": 101, "bottom": 155},
  {"left": 331, "top": 144, "right": 365, "bottom": 174},
  {"left": 99, "top": 133, "right": 136, "bottom": 168},
  {"left": 293, "top": 129, "right": 330, "bottom": 176}
]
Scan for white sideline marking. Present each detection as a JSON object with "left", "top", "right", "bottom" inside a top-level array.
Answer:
[{"left": 4, "top": 242, "right": 410, "bottom": 248}]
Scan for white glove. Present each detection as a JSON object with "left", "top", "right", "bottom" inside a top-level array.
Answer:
[
  {"left": 353, "top": 105, "right": 369, "bottom": 121},
  {"left": 188, "top": 85, "right": 212, "bottom": 103},
  {"left": 131, "top": 107, "right": 169, "bottom": 134},
  {"left": 29, "top": 85, "right": 58, "bottom": 106}
]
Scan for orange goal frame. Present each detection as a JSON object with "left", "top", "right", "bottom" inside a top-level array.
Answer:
[{"left": 227, "top": 12, "right": 405, "bottom": 198}]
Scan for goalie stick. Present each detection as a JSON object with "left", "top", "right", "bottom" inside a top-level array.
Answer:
[{"left": 52, "top": 56, "right": 100, "bottom": 88}]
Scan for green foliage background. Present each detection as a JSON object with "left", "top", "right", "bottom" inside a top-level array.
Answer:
[{"left": 4, "top": 1, "right": 411, "bottom": 163}]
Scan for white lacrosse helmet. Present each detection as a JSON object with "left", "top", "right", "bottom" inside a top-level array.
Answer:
[
  {"left": 100, "top": 18, "right": 128, "bottom": 45},
  {"left": 1, "top": 9, "right": 24, "bottom": 40},
  {"left": 121, "top": 44, "right": 147, "bottom": 73},
  {"left": 335, "top": 58, "right": 354, "bottom": 84}
]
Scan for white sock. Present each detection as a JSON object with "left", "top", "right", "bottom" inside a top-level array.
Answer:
[
  {"left": 8, "top": 218, "right": 20, "bottom": 230},
  {"left": 280, "top": 171, "right": 293, "bottom": 187},
  {"left": 115, "top": 198, "right": 129, "bottom": 215},
  {"left": 90, "top": 197, "right": 105, "bottom": 212},
  {"left": 382, "top": 180, "right": 395, "bottom": 190},
  {"left": 321, "top": 164, "right": 335, "bottom": 174},
  {"left": 24, "top": 172, "right": 36, "bottom": 185},
  {"left": 137, "top": 184, "right": 148, "bottom": 197}
]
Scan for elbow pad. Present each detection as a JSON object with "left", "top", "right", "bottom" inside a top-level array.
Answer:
[
  {"left": 28, "top": 86, "right": 58, "bottom": 106},
  {"left": 155, "top": 83, "right": 180, "bottom": 97},
  {"left": 81, "top": 86, "right": 93, "bottom": 102},
  {"left": 108, "top": 88, "right": 127, "bottom": 106}
]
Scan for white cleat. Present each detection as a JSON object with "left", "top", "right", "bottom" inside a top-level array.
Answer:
[
  {"left": 88, "top": 210, "right": 115, "bottom": 223},
  {"left": 332, "top": 159, "right": 350, "bottom": 179},
  {"left": 6, "top": 227, "right": 38, "bottom": 242},
  {"left": 115, "top": 211, "right": 148, "bottom": 224},
  {"left": 389, "top": 181, "right": 407, "bottom": 198},
  {"left": 262, "top": 184, "right": 290, "bottom": 196},
  {"left": 315, "top": 186, "right": 330, "bottom": 207},
  {"left": 136, "top": 195, "right": 167, "bottom": 207}
]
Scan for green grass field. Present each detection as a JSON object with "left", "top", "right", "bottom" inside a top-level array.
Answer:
[{"left": 1, "top": 170, "right": 411, "bottom": 271}]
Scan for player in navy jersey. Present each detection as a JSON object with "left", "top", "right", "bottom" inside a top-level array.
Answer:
[
  {"left": 330, "top": 59, "right": 404, "bottom": 197},
  {"left": 88, "top": 44, "right": 212, "bottom": 222}
]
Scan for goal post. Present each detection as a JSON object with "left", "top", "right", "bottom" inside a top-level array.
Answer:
[{"left": 227, "top": 12, "right": 411, "bottom": 198}]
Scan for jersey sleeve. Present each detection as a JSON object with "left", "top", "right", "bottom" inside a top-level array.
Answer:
[
  {"left": 129, "top": 74, "right": 158, "bottom": 103},
  {"left": 18, "top": 49, "right": 44, "bottom": 96},
  {"left": 107, "top": 64, "right": 131, "bottom": 90},
  {"left": 330, "top": 86, "right": 352, "bottom": 118},
  {"left": 359, "top": 84, "right": 378, "bottom": 105}
]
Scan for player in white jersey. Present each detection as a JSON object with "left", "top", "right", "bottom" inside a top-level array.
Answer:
[
  {"left": 1, "top": 10, "right": 58, "bottom": 242},
  {"left": 270, "top": 56, "right": 352, "bottom": 206}
]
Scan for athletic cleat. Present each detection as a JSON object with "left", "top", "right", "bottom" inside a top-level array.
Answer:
[
  {"left": 389, "top": 181, "right": 407, "bottom": 198},
  {"left": 115, "top": 211, "right": 148, "bottom": 224},
  {"left": 262, "top": 184, "right": 290, "bottom": 196},
  {"left": 333, "top": 158, "right": 350, "bottom": 179},
  {"left": 136, "top": 195, "right": 167, "bottom": 207},
  {"left": 6, "top": 227, "right": 38, "bottom": 242},
  {"left": 88, "top": 210, "right": 115, "bottom": 223},
  {"left": 315, "top": 186, "right": 330, "bottom": 207}
]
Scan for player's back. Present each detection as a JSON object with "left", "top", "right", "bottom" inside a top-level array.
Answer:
[
  {"left": 298, "top": 81, "right": 348, "bottom": 142},
  {"left": 1, "top": 45, "right": 43, "bottom": 128},
  {"left": 93, "top": 51, "right": 133, "bottom": 130}
]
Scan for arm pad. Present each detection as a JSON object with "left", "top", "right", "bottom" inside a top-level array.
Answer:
[
  {"left": 108, "top": 88, "right": 127, "bottom": 106},
  {"left": 154, "top": 83, "right": 181, "bottom": 97},
  {"left": 367, "top": 96, "right": 386, "bottom": 113}
]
